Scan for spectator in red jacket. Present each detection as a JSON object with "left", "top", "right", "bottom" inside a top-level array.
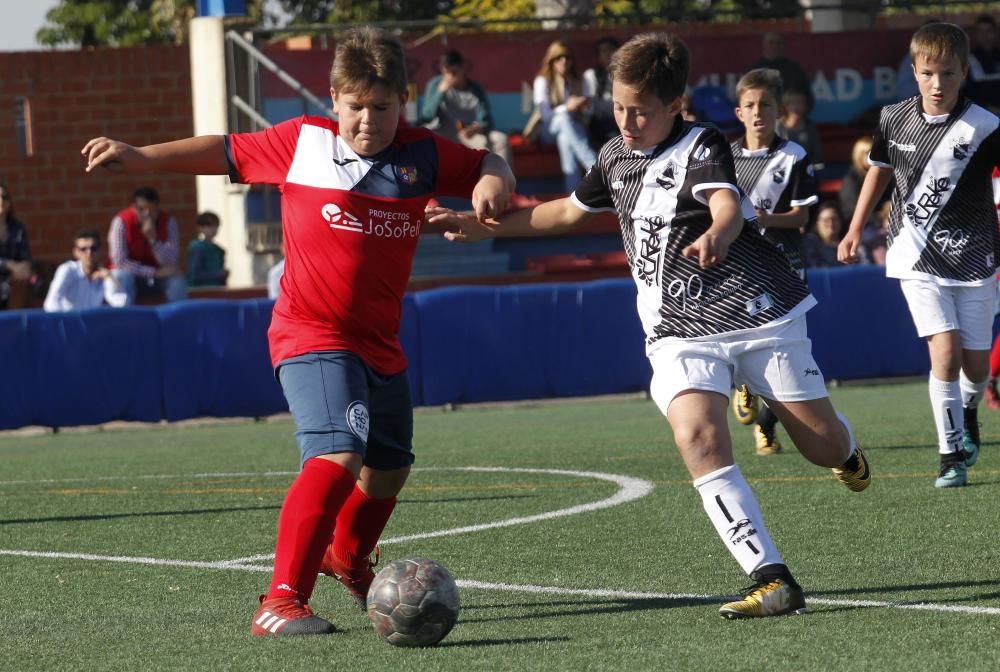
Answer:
[{"left": 108, "top": 187, "right": 187, "bottom": 304}]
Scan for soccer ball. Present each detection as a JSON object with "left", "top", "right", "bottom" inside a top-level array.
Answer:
[{"left": 366, "top": 556, "right": 460, "bottom": 647}]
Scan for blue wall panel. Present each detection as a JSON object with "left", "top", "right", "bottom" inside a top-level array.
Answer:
[
  {"left": 806, "top": 266, "right": 928, "bottom": 380},
  {"left": 159, "top": 299, "right": 286, "bottom": 421},
  {"left": 0, "top": 309, "right": 162, "bottom": 429},
  {"left": 0, "top": 312, "right": 34, "bottom": 429}
]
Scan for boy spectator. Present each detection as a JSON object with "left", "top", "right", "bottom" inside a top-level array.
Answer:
[
  {"left": 82, "top": 27, "right": 513, "bottom": 636},
  {"left": 43, "top": 230, "right": 124, "bottom": 311},
  {"left": 968, "top": 14, "right": 1000, "bottom": 114},
  {"left": 777, "top": 89, "right": 824, "bottom": 171},
  {"left": 728, "top": 68, "right": 819, "bottom": 456},
  {"left": 839, "top": 22, "right": 1000, "bottom": 488},
  {"left": 430, "top": 32, "right": 869, "bottom": 620},
  {"left": 420, "top": 49, "right": 512, "bottom": 165},
  {"left": 582, "top": 36, "right": 621, "bottom": 149},
  {"left": 108, "top": 187, "right": 187, "bottom": 304},
  {"left": 186, "top": 211, "right": 228, "bottom": 287},
  {"left": 746, "top": 33, "right": 813, "bottom": 112}
]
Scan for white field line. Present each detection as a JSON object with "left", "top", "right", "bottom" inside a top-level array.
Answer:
[
  {"left": 221, "top": 467, "right": 654, "bottom": 565},
  {"left": 1, "top": 549, "right": 997, "bottom": 617}
]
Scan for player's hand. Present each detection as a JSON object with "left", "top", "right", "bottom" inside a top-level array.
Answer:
[
  {"left": 682, "top": 232, "right": 729, "bottom": 269},
  {"left": 81, "top": 137, "right": 144, "bottom": 173},
  {"left": 837, "top": 230, "right": 862, "bottom": 264},
  {"left": 471, "top": 173, "right": 512, "bottom": 223},
  {"left": 6, "top": 260, "right": 32, "bottom": 281},
  {"left": 425, "top": 206, "right": 497, "bottom": 243}
]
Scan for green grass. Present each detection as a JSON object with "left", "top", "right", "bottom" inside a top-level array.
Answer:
[{"left": 3, "top": 381, "right": 1000, "bottom": 671}]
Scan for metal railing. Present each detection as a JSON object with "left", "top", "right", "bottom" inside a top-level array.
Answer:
[{"left": 224, "top": 29, "right": 335, "bottom": 133}]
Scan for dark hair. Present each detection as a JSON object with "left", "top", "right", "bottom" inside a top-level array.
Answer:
[
  {"left": 75, "top": 229, "right": 101, "bottom": 243},
  {"left": 132, "top": 186, "right": 160, "bottom": 203},
  {"left": 330, "top": 27, "right": 408, "bottom": 97},
  {"left": 594, "top": 36, "right": 621, "bottom": 53},
  {"left": 975, "top": 14, "right": 996, "bottom": 28},
  {"left": 197, "top": 211, "right": 221, "bottom": 228},
  {"left": 441, "top": 49, "right": 464, "bottom": 69},
  {"left": 609, "top": 33, "right": 689, "bottom": 105}
]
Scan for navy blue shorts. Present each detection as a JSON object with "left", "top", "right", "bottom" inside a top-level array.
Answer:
[{"left": 276, "top": 351, "right": 414, "bottom": 470}]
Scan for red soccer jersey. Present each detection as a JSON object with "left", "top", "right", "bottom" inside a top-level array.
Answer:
[{"left": 226, "top": 116, "right": 486, "bottom": 373}]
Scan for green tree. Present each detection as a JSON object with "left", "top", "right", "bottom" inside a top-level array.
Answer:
[
  {"left": 275, "top": 1, "right": 453, "bottom": 25},
  {"left": 37, "top": 0, "right": 265, "bottom": 47}
]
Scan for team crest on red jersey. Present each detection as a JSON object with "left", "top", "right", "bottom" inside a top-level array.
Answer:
[{"left": 395, "top": 165, "right": 418, "bottom": 185}]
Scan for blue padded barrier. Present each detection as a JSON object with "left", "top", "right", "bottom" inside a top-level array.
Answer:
[
  {"left": 0, "top": 308, "right": 162, "bottom": 429},
  {"left": 159, "top": 299, "right": 286, "bottom": 421},
  {"left": 805, "top": 266, "right": 928, "bottom": 380},
  {"left": 413, "top": 280, "right": 648, "bottom": 406},
  {"left": 0, "top": 312, "right": 34, "bottom": 429}
]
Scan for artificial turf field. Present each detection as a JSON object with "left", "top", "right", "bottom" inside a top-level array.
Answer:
[{"left": 3, "top": 380, "right": 1000, "bottom": 671}]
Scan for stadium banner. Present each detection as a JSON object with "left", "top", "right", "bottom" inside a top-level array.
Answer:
[{"left": 260, "top": 28, "right": 913, "bottom": 128}]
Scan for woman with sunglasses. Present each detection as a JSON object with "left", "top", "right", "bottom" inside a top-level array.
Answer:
[
  {"left": 0, "top": 183, "right": 32, "bottom": 310},
  {"left": 532, "top": 40, "right": 597, "bottom": 193}
]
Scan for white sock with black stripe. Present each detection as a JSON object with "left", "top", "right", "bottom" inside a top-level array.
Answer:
[
  {"left": 929, "top": 375, "right": 963, "bottom": 455},
  {"left": 960, "top": 370, "right": 987, "bottom": 409},
  {"left": 693, "top": 464, "right": 783, "bottom": 576}
]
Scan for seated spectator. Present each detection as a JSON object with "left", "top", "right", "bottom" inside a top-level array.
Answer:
[
  {"left": 0, "top": 182, "right": 32, "bottom": 310},
  {"left": 803, "top": 202, "right": 846, "bottom": 268},
  {"left": 43, "top": 230, "right": 124, "bottom": 311},
  {"left": 862, "top": 201, "right": 890, "bottom": 267},
  {"left": 777, "top": 89, "right": 824, "bottom": 170},
  {"left": 420, "top": 49, "right": 512, "bottom": 165},
  {"left": 108, "top": 186, "right": 187, "bottom": 305},
  {"left": 838, "top": 136, "right": 891, "bottom": 229},
  {"left": 533, "top": 40, "right": 597, "bottom": 193},
  {"left": 746, "top": 32, "right": 813, "bottom": 112},
  {"left": 186, "top": 211, "right": 228, "bottom": 287},
  {"left": 582, "top": 36, "right": 620, "bottom": 149},
  {"left": 968, "top": 14, "right": 1000, "bottom": 114}
]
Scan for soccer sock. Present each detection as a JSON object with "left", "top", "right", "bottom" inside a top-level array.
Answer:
[
  {"left": 928, "top": 375, "right": 963, "bottom": 456},
  {"left": 835, "top": 411, "right": 858, "bottom": 463},
  {"left": 959, "top": 370, "right": 987, "bottom": 409},
  {"left": 693, "top": 464, "right": 783, "bottom": 576},
  {"left": 332, "top": 486, "right": 397, "bottom": 570},
  {"left": 757, "top": 405, "right": 777, "bottom": 432},
  {"left": 267, "top": 457, "right": 356, "bottom": 601}
]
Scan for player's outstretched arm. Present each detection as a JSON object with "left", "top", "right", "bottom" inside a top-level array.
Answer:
[
  {"left": 838, "top": 165, "right": 892, "bottom": 264},
  {"left": 683, "top": 188, "right": 742, "bottom": 268},
  {"left": 82, "top": 135, "right": 229, "bottom": 175},
  {"left": 471, "top": 153, "right": 516, "bottom": 222},
  {"left": 428, "top": 196, "right": 592, "bottom": 243}
]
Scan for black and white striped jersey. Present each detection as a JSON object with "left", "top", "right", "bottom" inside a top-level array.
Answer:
[
  {"left": 571, "top": 121, "right": 815, "bottom": 348},
  {"left": 730, "top": 135, "right": 818, "bottom": 272},
  {"left": 870, "top": 95, "right": 1000, "bottom": 286}
]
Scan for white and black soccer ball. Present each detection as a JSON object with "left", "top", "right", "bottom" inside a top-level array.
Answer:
[{"left": 366, "top": 556, "right": 460, "bottom": 647}]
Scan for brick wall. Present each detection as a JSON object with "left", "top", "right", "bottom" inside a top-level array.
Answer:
[{"left": 0, "top": 46, "right": 197, "bottom": 264}]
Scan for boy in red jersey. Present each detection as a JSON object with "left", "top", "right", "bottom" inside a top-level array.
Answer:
[{"left": 82, "top": 27, "right": 514, "bottom": 636}]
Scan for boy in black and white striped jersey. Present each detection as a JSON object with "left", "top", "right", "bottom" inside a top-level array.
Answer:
[
  {"left": 728, "top": 68, "right": 820, "bottom": 456},
  {"left": 429, "top": 32, "right": 869, "bottom": 620},
  {"left": 839, "top": 22, "right": 1000, "bottom": 489}
]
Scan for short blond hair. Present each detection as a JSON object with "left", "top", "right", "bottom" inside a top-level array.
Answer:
[
  {"left": 735, "top": 68, "right": 783, "bottom": 105},
  {"left": 609, "top": 33, "right": 689, "bottom": 105},
  {"left": 910, "top": 22, "right": 969, "bottom": 69},
  {"left": 330, "top": 27, "right": 408, "bottom": 97}
]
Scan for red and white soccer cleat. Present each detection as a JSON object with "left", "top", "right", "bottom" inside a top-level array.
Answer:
[{"left": 250, "top": 595, "right": 335, "bottom": 637}]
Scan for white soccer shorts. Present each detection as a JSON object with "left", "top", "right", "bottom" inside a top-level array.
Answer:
[
  {"left": 899, "top": 277, "right": 996, "bottom": 350},
  {"left": 648, "top": 314, "right": 828, "bottom": 415}
]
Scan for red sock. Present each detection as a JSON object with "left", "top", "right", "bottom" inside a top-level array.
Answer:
[
  {"left": 267, "top": 458, "right": 356, "bottom": 601},
  {"left": 332, "top": 486, "right": 397, "bottom": 569},
  {"left": 990, "top": 334, "right": 1000, "bottom": 379}
]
